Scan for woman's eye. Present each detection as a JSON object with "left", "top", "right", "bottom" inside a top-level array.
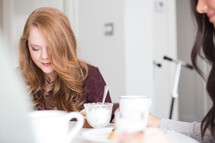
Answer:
[{"left": 32, "top": 47, "right": 40, "bottom": 51}]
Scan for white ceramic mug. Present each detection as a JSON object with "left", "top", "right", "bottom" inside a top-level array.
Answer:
[
  {"left": 120, "top": 95, "right": 151, "bottom": 118},
  {"left": 28, "top": 110, "right": 84, "bottom": 143},
  {"left": 116, "top": 95, "right": 151, "bottom": 134}
]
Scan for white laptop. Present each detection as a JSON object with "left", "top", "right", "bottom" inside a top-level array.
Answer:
[{"left": 0, "top": 37, "right": 34, "bottom": 142}]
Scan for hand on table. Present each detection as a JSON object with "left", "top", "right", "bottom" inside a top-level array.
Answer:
[
  {"left": 112, "top": 108, "right": 168, "bottom": 143},
  {"left": 119, "top": 128, "right": 171, "bottom": 143},
  {"left": 147, "top": 113, "right": 161, "bottom": 128}
]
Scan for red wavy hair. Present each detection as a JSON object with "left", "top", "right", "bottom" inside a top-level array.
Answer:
[{"left": 19, "top": 7, "right": 88, "bottom": 112}]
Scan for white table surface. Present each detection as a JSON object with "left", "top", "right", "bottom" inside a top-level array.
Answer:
[{"left": 70, "top": 122, "right": 199, "bottom": 143}]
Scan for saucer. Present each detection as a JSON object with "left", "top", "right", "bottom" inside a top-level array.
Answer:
[
  {"left": 81, "top": 127, "right": 117, "bottom": 143},
  {"left": 81, "top": 127, "right": 198, "bottom": 143},
  {"left": 163, "top": 129, "right": 198, "bottom": 143}
]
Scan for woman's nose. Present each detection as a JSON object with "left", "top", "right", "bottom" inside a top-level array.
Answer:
[
  {"left": 41, "top": 48, "right": 48, "bottom": 60},
  {"left": 196, "top": 0, "right": 208, "bottom": 14}
]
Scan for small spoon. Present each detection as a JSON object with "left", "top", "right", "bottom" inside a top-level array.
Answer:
[{"left": 102, "top": 85, "right": 109, "bottom": 103}]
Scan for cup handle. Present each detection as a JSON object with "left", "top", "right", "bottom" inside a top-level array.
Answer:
[{"left": 66, "top": 112, "right": 84, "bottom": 142}]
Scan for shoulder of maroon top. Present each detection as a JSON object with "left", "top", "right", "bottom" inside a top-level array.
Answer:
[
  {"left": 87, "top": 64, "right": 99, "bottom": 73},
  {"left": 85, "top": 64, "right": 102, "bottom": 80}
]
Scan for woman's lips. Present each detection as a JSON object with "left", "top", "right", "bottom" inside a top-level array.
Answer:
[
  {"left": 42, "top": 63, "right": 51, "bottom": 66},
  {"left": 208, "top": 13, "right": 215, "bottom": 22}
]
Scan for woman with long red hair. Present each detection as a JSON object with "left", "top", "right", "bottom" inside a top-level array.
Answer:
[{"left": 19, "top": 7, "right": 111, "bottom": 112}]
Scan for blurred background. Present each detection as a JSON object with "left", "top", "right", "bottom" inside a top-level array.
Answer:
[{"left": 0, "top": 0, "right": 212, "bottom": 122}]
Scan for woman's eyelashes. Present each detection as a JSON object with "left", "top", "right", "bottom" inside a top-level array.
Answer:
[
  {"left": 32, "top": 47, "right": 40, "bottom": 51},
  {"left": 30, "top": 45, "right": 41, "bottom": 51}
]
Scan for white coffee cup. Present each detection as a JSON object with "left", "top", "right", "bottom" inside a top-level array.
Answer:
[
  {"left": 28, "top": 110, "right": 84, "bottom": 143},
  {"left": 120, "top": 95, "right": 151, "bottom": 118},
  {"left": 116, "top": 95, "right": 151, "bottom": 134},
  {"left": 115, "top": 112, "right": 146, "bottom": 134}
]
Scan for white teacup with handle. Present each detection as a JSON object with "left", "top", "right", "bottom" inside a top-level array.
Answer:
[{"left": 28, "top": 110, "right": 84, "bottom": 143}]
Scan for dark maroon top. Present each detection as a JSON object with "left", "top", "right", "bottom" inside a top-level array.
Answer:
[{"left": 83, "top": 64, "right": 112, "bottom": 103}]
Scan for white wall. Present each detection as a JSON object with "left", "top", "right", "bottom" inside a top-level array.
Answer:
[
  {"left": 75, "top": 0, "right": 155, "bottom": 103},
  {"left": 2, "top": 0, "right": 64, "bottom": 67},
  {"left": 124, "top": 0, "right": 153, "bottom": 97},
  {"left": 75, "top": 0, "right": 126, "bottom": 103}
]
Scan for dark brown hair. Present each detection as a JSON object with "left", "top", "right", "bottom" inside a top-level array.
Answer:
[{"left": 191, "top": 0, "right": 215, "bottom": 139}]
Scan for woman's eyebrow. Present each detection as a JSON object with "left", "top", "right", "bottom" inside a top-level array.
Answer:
[{"left": 29, "top": 43, "right": 42, "bottom": 48}]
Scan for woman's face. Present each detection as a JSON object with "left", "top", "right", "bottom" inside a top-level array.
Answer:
[
  {"left": 196, "top": 0, "right": 215, "bottom": 26},
  {"left": 28, "top": 26, "right": 55, "bottom": 79}
]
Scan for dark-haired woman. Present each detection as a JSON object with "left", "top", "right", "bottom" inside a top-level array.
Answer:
[
  {"left": 147, "top": 0, "right": 215, "bottom": 143},
  {"left": 120, "top": 0, "right": 215, "bottom": 143}
]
